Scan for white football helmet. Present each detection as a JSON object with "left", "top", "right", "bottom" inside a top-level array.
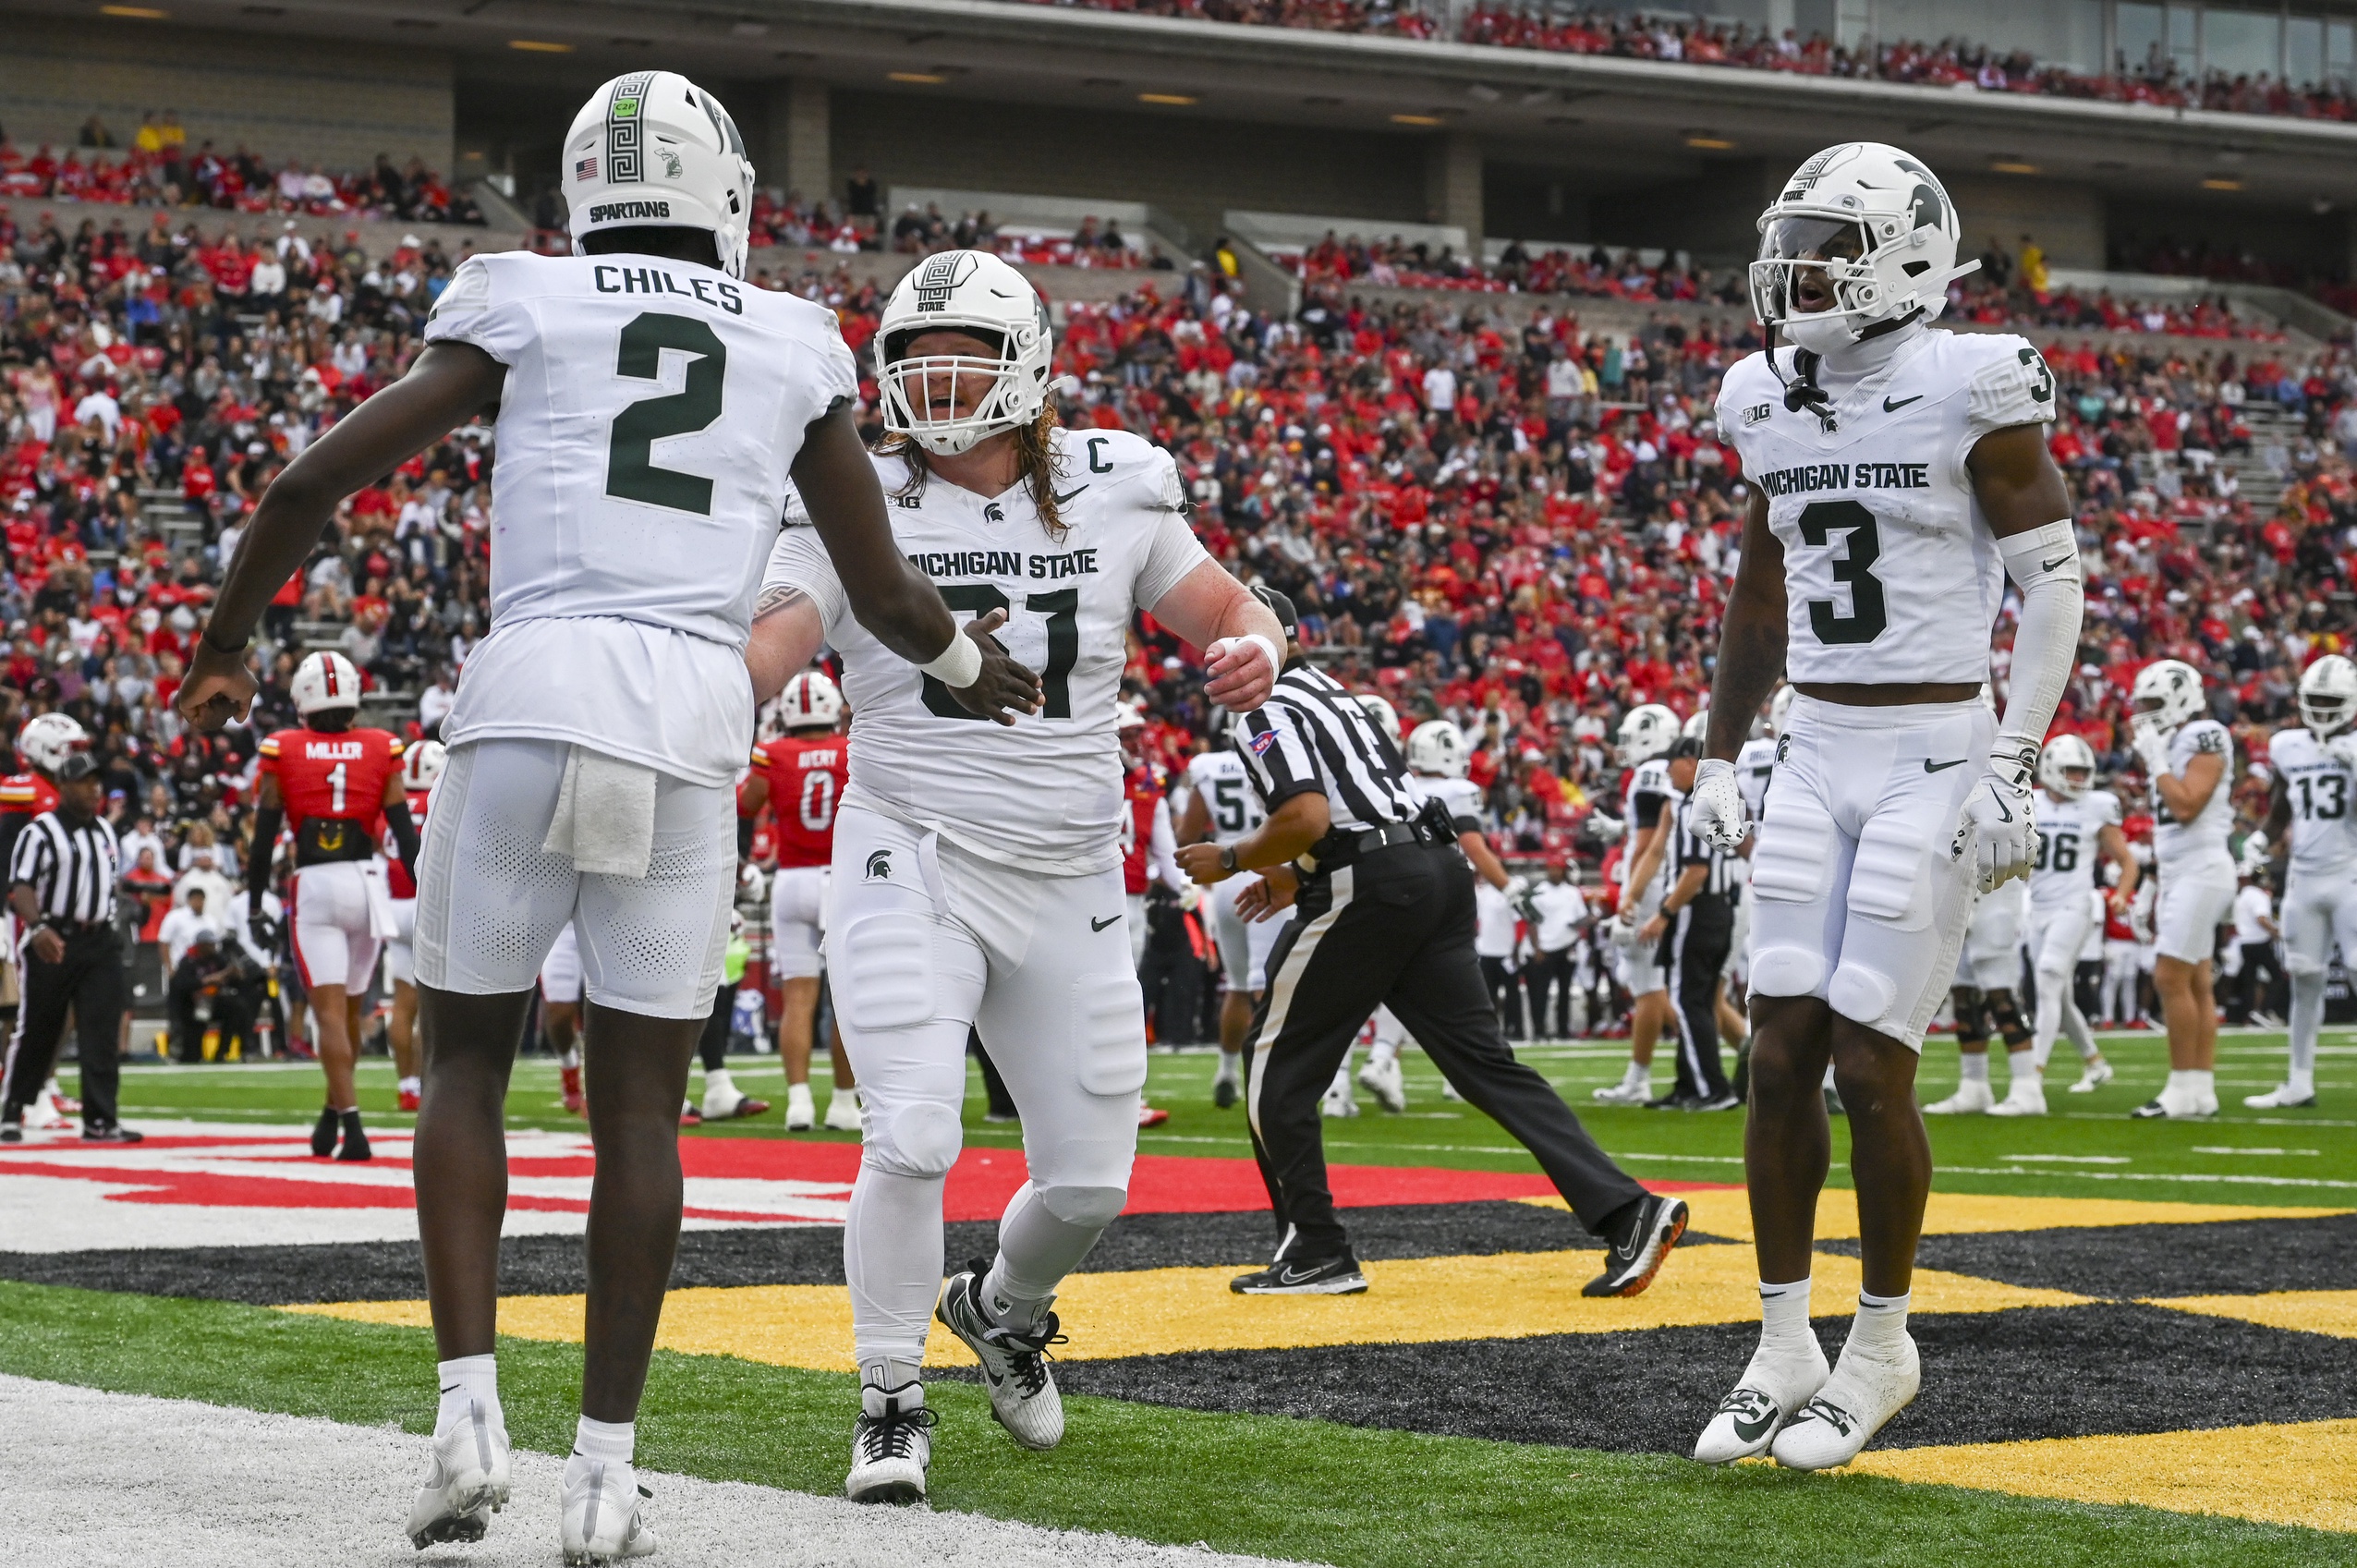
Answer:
[
  {"left": 2298, "top": 653, "right": 2356, "bottom": 737},
  {"left": 2130, "top": 658, "right": 2205, "bottom": 735},
  {"left": 2038, "top": 734, "right": 2096, "bottom": 800},
  {"left": 291, "top": 650, "right": 362, "bottom": 718},
  {"left": 564, "top": 72, "right": 755, "bottom": 279},
  {"left": 1356, "top": 694, "right": 1401, "bottom": 747},
  {"left": 781, "top": 670, "right": 844, "bottom": 731},
  {"left": 402, "top": 738, "right": 446, "bottom": 795},
  {"left": 1681, "top": 708, "right": 1709, "bottom": 742},
  {"left": 1767, "top": 683, "right": 1795, "bottom": 738},
  {"left": 876, "top": 249, "right": 1053, "bottom": 457},
  {"left": 1750, "top": 142, "right": 1974, "bottom": 354},
  {"left": 1407, "top": 720, "right": 1469, "bottom": 780},
  {"left": 17, "top": 712, "right": 88, "bottom": 773},
  {"left": 1616, "top": 703, "right": 1678, "bottom": 768},
  {"left": 2238, "top": 830, "right": 2270, "bottom": 877}
]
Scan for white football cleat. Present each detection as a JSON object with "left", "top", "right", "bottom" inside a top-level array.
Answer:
[
  {"left": 1591, "top": 1079, "right": 1650, "bottom": 1107},
  {"left": 1770, "top": 1333, "right": 1920, "bottom": 1471},
  {"left": 24, "top": 1093, "right": 69, "bottom": 1130},
  {"left": 823, "top": 1092, "right": 864, "bottom": 1132},
  {"left": 2067, "top": 1060, "right": 2113, "bottom": 1093},
  {"left": 784, "top": 1084, "right": 815, "bottom": 1131},
  {"left": 1923, "top": 1077, "right": 1995, "bottom": 1115},
  {"left": 936, "top": 1261, "right": 1066, "bottom": 1451},
  {"left": 1357, "top": 1055, "right": 1407, "bottom": 1112},
  {"left": 845, "top": 1380, "right": 935, "bottom": 1504},
  {"left": 2243, "top": 1084, "right": 2317, "bottom": 1109},
  {"left": 1320, "top": 1080, "right": 1359, "bottom": 1117},
  {"left": 2131, "top": 1083, "right": 2218, "bottom": 1119},
  {"left": 560, "top": 1454, "right": 656, "bottom": 1565},
  {"left": 407, "top": 1398, "right": 511, "bottom": 1549},
  {"left": 1986, "top": 1076, "right": 2047, "bottom": 1117},
  {"left": 1694, "top": 1338, "right": 1830, "bottom": 1465}
]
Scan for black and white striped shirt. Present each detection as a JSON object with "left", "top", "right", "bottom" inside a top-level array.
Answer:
[
  {"left": 1233, "top": 662, "right": 1420, "bottom": 833},
  {"left": 10, "top": 811, "right": 120, "bottom": 925},
  {"left": 1671, "top": 793, "right": 1741, "bottom": 903}
]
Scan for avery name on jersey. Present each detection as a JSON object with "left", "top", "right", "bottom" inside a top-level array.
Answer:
[
  {"left": 589, "top": 262, "right": 746, "bottom": 314},
  {"left": 907, "top": 548, "right": 1102, "bottom": 580},
  {"left": 1755, "top": 460, "right": 1932, "bottom": 497}
]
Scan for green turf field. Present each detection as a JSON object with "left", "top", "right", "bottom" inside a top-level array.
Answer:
[{"left": 13, "top": 1025, "right": 2354, "bottom": 1565}]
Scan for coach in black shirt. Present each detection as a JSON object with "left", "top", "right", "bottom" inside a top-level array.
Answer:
[
  {"left": 0, "top": 753, "right": 139, "bottom": 1143},
  {"left": 1178, "top": 590, "right": 1684, "bottom": 1298}
]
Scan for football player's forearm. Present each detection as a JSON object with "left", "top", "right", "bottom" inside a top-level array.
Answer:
[
  {"left": 247, "top": 808, "right": 282, "bottom": 913},
  {"left": 1461, "top": 830, "right": 1509, "bottom": 889},
  {"left": 746, "top": 590, "right": 825, "bottom": 705},
  {"left": 1706, "top": 595, "right": 1785, "bottom": 763},
  {"left": 791, "top": 408, "right": 958, "bottom": 664}
]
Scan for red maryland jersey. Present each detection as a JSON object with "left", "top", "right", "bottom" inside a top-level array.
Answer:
[
  {"left": 1121, "top": 765, "right": 1160, "bottom": 896},
  {"left": 384, "top": 790, "right": 430, "bottom": 899},
  {"left": 751, "top": 733, "right": 847, "bottom": 870},
  {"left": 261, "top": 725, "right": 403, "bottom": 866},
  {"left": 0, "top": 771, "right": 59, "bottom": 819}
]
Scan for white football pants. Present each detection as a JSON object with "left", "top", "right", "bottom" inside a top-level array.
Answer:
[{"left": 2282, "top": 867, "right": 2357, "bottom": 1082}]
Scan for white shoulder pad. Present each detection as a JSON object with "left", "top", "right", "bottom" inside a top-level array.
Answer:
[{"left": 1964, "top": 334, "right": 2059, "bottom": 437}]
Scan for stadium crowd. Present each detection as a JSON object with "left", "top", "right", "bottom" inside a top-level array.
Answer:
[
  {"left": 0, "top": 191, "right": 2351, "bottom": 1052},
  {"left": 1008, "top": 0, "right": 2357, "bottom": 126}
]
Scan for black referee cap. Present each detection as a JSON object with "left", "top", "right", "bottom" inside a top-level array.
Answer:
[{"left": 1250, "top": 585, "right": 1298, "bottom": 640}]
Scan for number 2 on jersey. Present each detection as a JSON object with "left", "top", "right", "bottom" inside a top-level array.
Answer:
[
  {"left": 1796, "top": 499, "right": 1889, "bottom": 645},
  {"left": 919, "top": 585, "right": 1079, "bottom": 719},
  {"left": 606, "top": 312, "right": 727, "bottom": 515}
]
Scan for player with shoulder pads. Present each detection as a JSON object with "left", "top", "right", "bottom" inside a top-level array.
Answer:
[
  {"left": 2254, "top": 654, "right": 2357, "bottom": 1108},
  {"left": 253, "top": 651, "right": 414, "bottom": 1162},
  {"left": 1593, "top": 702, "right": 1681, "bottom": 1104},
  {"left": 740, "top": 669, "right": 860, "bottom": 1130},
  {"left": 178, "top": 72, "right": 1031, "bottom": 1563},
  {"left": 1687, "top": 143, "right": 2083, "bottom": 1470},
  {"left": 2126, "top": 658, "right": 2238, "bottom": 1119},
  {"left": 747, "top": 251, "right": 1283, "bottom": 1506},
  {"left": 382, "top": 737, "right": 445, "bottom": 1113}
]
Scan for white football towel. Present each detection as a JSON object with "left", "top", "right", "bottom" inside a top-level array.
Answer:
[{"left": 541, "top": 746, "right": 658, "bottom": 881}]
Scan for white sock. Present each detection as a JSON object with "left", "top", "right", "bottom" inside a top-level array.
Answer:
[
  {"left": 2164, "top": 1069, "right": 2187, "bottom": 1096},
  {"left": 1215, "top": 1049, "right": 1241, "bottom": 1080},
  {"left": 704, "top": 1067, "right": 735, "bottom": 1102},
  {"left": 2006, "top": 1048, "right": 2036, "bottom": 1087},
  {"left": 398, "top": 1076, "right": 421, "bottom": 1096},
  {"left": 574, "top": 1415, "right": 633, "bottom": 1465},
  {"left": 2289, "top": 1066, "right": 2316, "bottom": 1097},
  {"left": 1621, "top": 1059, "right": 1650, "bottom": 1090},
  {"left": 787, "top": 1080, "right": 813, "bottom": 1102},
  {"left": 1959, "top": 1052, "right": 1989, "bottom": 1084},
  {"left": 1368, "top": 1036, "right": 1400, "bottom": 1070},
  {"left": 561, "top": 1046, "right": 581, "bottom": 1070},
  {"left": 436, "top": 1355, "right": 499, "bottom": 1435},
  {"left": 1757, "top": 1277, "right": 1813, "bottom": 1359},
  {"left": 1849, "top": 1289, "right": 1912, "bottom": 1357},
  {"left": 2188, "top": 1068, "right": 2215, "bottom": 1099}
]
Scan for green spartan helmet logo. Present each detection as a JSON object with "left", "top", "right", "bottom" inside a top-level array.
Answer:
[{"left": 865, "top": 849, "right": 893, "bottom": 881}]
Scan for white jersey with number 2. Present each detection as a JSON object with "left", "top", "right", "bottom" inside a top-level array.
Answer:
[
  {"left": 764, "top": 427, "right": 1209, "bottom": 876},
  {"left": 422, "top": 250, "right": 857, "bottom": 785}
]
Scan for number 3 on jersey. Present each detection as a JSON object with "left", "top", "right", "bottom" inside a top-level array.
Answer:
[
  {"left": 1796, "top": 499, "right": 1889, "bottom": 646},
  {"left": 919, "top": 584, "right": 1080, "bottom": 719}
]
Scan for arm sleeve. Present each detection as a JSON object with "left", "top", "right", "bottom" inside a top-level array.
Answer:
[
  {"left": 761, "top": 519, "right": 849, "bottom": 636},
  {"left": 1134, "top": 500, "right": 1214, "bottom": 610},
  {"left": 1632, "top": 791, "right": 1665, "bottom": 830},
  {"left": 1235, "top": 705, "right": 1324, "bottom": 810},
  {"left": 419, "top": 256, "right": 534, "bottom": 364},
  {"left": 1149, "top": 796, "right": 1183, "bottom": 891},
  {"left": 1994, "top": 520, "right": 2083, "bottom": 769}
]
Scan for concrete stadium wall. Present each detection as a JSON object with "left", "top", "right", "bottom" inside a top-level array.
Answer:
[
  {"left": 827, "top": 89, "right": 1434, "bottom": 247},
  {"left": 0, "top": 15, "right": 455, "bottom": 180}
]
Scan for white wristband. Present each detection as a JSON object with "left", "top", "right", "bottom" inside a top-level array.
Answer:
[
  {"left": 919, "top": 628, "right": 982, "bottom": 689},
  {"left": 1214, "top": 633, "right": 1280, "bottom": 674}
]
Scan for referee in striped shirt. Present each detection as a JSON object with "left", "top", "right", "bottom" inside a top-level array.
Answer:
[
  {"left": 1637, "top": 738, "right": 1741, "bottom": 1110},
  {"left": 1177, "top": 590, "right": 1685, "bottom": 1298},
  {"left": 0, "top": 753, "right": 138, "bottom": 1143}
]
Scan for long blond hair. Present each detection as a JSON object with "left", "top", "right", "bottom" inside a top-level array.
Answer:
[{"left": 875, "top": 400, "right": 1072, "bottom": 541}]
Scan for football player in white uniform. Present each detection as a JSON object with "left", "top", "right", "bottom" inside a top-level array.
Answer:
[
  {"left": 746, "top": 250, "right": 1283, "bottom": 1505},
  {"left": 1988, "top": 734, "right": 2134, "bottom": 1114},
  {"left": 1926, "top": 878, "right": 2031, "bottom": 1116},
  {"left": 1685, "top": 143, "right": 2083, "bottom": 1471},
  {"left": 381, "top": 739, "right": 446, "bottom": 1114},
  {"left": 177, "top": 74, "right": 1031, "bottom": 1562},
  {"left": 1593, "top": 703, "right": 1681, "bottom": 1104},
  {"left": 1178, "top": 736, "right": 1281, "bottom": 1108},
  {"left": 2126, "top": 659, "right": 2238, "bottom": 1119},
  {"left": 2254, "top": 654, "right": 2357, "bottom": 1107}
]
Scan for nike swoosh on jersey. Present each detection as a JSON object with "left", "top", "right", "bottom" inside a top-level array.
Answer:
[
  {"left": 1053, "top": 485, "right": 1090, "bottom": 505},
  {"left": 1922, "top": 759, "right": 1967, "bottom": 773},
  {"left": 1882, "top": 395, "right": 1925, "bottom": 412},
  {"left": 1090, "top": 914, "right": 1120, "bottom": 931}
]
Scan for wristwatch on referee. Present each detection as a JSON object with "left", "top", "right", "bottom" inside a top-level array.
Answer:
[{"left": 1218, "top": 845, "right": 1237, "bottom": 872}]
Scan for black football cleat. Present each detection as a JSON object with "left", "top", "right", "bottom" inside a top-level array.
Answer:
[
  {"left": 1583, "top": 1194, "right": 1688, "bottom": 1297},
  {"left": 1230, "top": 1253, "right": 1368, "bottom": 1295}
]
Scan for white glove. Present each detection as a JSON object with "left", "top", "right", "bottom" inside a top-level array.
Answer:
[
  {"left": 1687, "top": 758, "right": 1747, "bottom": 852},
  {"left": 1951, "top": 745, "right": 2039, "bottom": 893},
  {"left": 1586, "top": 812, "right": 1627, "bottom": 845},
  {"left": 1177, "top": 882, "right": 1203, "bottom": 913},
  {"left": 2130, "top": 716, "right": 2172, "bottom": 780},
  {"left": 1500, "top": 874, "right": 1529, "bottom": 903},
  {"left": 1603, "top": 915, "right": 1638, "bottom": 950}
]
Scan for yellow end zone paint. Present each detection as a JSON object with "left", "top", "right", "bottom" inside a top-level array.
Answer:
[
  {"left": 1519, "top": 1189, "right": 2351, "bottom": 1242},
  {"left": 1846, "top": 1418, "right": 2357, "bottom": 1535},
  {"left": 281, "top": 1245, "right": 2088, "bottom": 1374},
  {"left": 2143, "top": 1290, "right": 2357, "bottom": 1340}
]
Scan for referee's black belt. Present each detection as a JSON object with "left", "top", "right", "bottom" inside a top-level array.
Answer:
[
  {"left": 1302, "top": 820, "right": 1432, "bottom": 872},
  {"left": 30, "top": 917, "right": 113, "bottom": 936}
]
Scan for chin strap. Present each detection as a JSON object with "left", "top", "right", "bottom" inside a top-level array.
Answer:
[{"left": 1777, "top": 345, "right": 1836, "bottom": 432}]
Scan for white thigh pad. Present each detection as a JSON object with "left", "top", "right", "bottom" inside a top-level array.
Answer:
[
  {"left": 1075, "top": 970, "right": 1148, "bottom": 1097},
  {"left": 1751, "top": 808, "right": 1833, "bottom": 906},
  {"left": 1849, "top": 812, "right": 1934, "bottom": 930},
  {"left": 838, "top": 911, "right": 942, "bottom": 1032}
]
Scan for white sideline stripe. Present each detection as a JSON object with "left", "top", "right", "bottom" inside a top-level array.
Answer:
[{"left": 0, "top": 1375, "right": 1317, "bottom": 1568}]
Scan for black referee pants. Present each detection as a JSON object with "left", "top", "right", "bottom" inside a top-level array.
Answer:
[
  {"left": 1243, "top": 841, "right": 1647, "bottom": 1258},
  {"left": 2, "top": 926, "right": 126, "bottom": 1127},
  {"left": 1663, "top": 896, "right": 1734, "bottom": 1102}
]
